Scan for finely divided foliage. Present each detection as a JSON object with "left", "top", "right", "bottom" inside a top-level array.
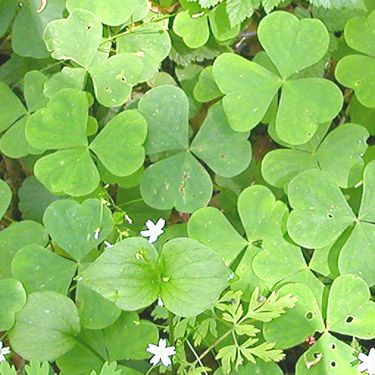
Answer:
[{"left": 0, "top": 0, "right": 374, "bottom": 375}]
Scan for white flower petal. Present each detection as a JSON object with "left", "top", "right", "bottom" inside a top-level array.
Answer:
[
  {"left": 370, "top": 348, "right": 375, "bottom": 358},
  {"left": 146, "top": 220, "right": 155, "bottom": 230},
  {"left": 0, "top": 342, "right": 3, "bottom": 349},
  {"left": 0, "top": 354, "right": 5, "bottom": 362},
  {"left": 146, "top": 344, "right": 159, "bottom": 355},
  {"left": 165, "top": 346, "right": 176, "bottom": 356},
  {"left": 359, "top": 353, "right": 368, "bottom": 361},
  {"left": 156, "top": 218, "right": 165, "bottom": 230},
  {"left": 140, "top": 230, "right": 151, "bottom": 237},
  {"left": 148, "top": 234, "right": 158, "bottom": 243},
  {"left": 161, "top": 355, "right": 172, "bottom": 367},
  {"left": 150, "top": 354, "right": 161, "bottom": 366},
  {"left": 358, "top": 362, "right": 369, "bottom": 372},
  {"left": 159, "top": 339, "right": 167, "bottom": 349}
]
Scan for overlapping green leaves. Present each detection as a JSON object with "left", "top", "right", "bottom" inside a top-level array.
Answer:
[{"left": 26, "top": 89, "right": 147, "bottom": 196}]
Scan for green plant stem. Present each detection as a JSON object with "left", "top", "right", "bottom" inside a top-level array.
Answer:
[
  {"left": 192, "top": 329, "right": 233, "bottom": 366},
  {"left": 168, "top": 310, "right": 177, "bottom": 375},
  {"left": 145, "top": 366, "right": 155, "bottom": 375},
  {"left": 186, "top": 339, "right": 209, "bottom": 375}
]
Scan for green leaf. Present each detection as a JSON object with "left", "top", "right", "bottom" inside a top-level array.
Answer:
[
  {"left": 188, "top": 206, "right": 247, "bottom": 264},
  {"left": 238, "top": 185, "right": 288, "bottom": 242},
  {"left": 8, "top": 291, "right": 80, "bottom": 361},
  {"left": 117, "top": 24, "right": 171, "bottom": 82},
  {"left": 43, "top": 198, "right": 114, "bottom": 262},
  {"left": 226, "top": 0, "right": 258, "bottom": 27},
  {"left": 23, "top": 70, "right": 49, "bottom": 112},
  {"left": 90, "top": 110, "right": 147, "bottom": 176},
  {"left": 0, "top": 220, "right": 48, "bottom": 278},
  {"left": 336, "top": 55, "right": 375, "bottom": 108},
  {"left": 275, "top": 78, "right": 343, "bottom": 145},
  {"left": 0, "top": 81, "right": 27, "bottom": 132},
  {"left": 213, "top": 53, "right": 281, "bottom": 132},
  {"left": 344, "top": 7, "right": 375, "bottom": 56},
  {"left": 327, "top": 274, "right": 375, "bottom": 338},
  {"left": 44, "top": 9, "right": 103, "bottom": 68},
  {"left": 81, "top": 238, "right": 160, "bottom": 311},
  {"left": 173, "top": 11, "right": 210, "bottom": 49},
  {"left": 0, "top": 179, "right": 11, "bottom": 219},
  {"left": 34, "top": 148, "right": 100, "bottom": 196},
  {"left": 26, "top": 88, "right": 88, "bottom": 151},
  {"left": 11, "top": 244, "right": 77, "bottom": 294},
  {"left": 287, "top": 169, "right": 355, "bottom": 248},
  {"left": 138, "top": 85, "right": 189, "bottom": 154},
  {"left": 18, "top": 176, "right": 63, "bottom": 223},
  {"left": 66, "top": 0, "right": 138, "bottom": 26},
  {"left": 295, "top": 332, "right": 360, "bottom": 375},
  {"left": 0, "top": 117, "right": 41, "bottom": 158},
  {"left": 0, "top": 278, "right": 26, "bottom": 331},
  {"left": 263, "top": 283, "right": 325, "bottom": 349},
  {"left": 12, "top": 0, "right": 66, "bottom": 58},
  {"left": 0, "top": 362, "right": 17, "bottom": 375},
  {"left": 140, "top": 151, "right": 213, "bottom": 213},
  {"left": 258, "top": 11, "right": 329, "bottom": 79},
  {"left": 76, "top": 282, "right": 121, "bottom": 330},
  {"left": 190, "top": 101, "right": 251, "bottom": 177},
  {"left": 89, "top": 53, "right": 143, "bottom": 107},
  {"left": 159, "top": 238, "right": 230, "bottom": 316}
]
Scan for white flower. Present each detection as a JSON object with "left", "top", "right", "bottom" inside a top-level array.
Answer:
[
  {"left": 146, "top": 338, "right": 176, "bottom": 367},
  {"left": 0, "top": 342, "right": 10, "bottom": 362},
  {"left": 157, "top": 297, "right": 164, "bottom": 307},
  {"left": 140, "top": 218, "right": 165, "bottom": 243},
  {"left": 358, "top": 348, "right": 375, "bottom": 374}
]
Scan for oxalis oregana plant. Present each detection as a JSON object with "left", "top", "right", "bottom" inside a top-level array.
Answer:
[{"left": 0, "top": 0, "right": 375, "bottom": 374}]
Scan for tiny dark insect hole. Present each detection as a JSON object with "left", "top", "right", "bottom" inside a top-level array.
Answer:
[{"left": 345, "top": 315, "right": 354, "bottom": 323}]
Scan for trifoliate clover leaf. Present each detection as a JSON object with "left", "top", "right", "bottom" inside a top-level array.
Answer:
[
  {"left": 138, "top": 85, "right": 251, "bottom": 213},
  {"left": 8, "top": 291, "right": 81, "bottom": 361},
  {"left": 193, "top": 66, "right": 222, "bottom": 102},
  {"left": 262, "top": 123, "right": 369, "bottom": 188},
  {"left": 81, "top": 237, "right": 230, "bottom": 317},
  {"left": 44, "top": 9, "right": 103, "bottom": 68},
  {"left": 287, "top": 162, "right": 375, "bottom": 286},
  {"left": 336, "top": 9, "right": 375, "bottom": 107},
  {"left": 213, "top": 11, "right": 343, "bottom": 145},
  {"left": 25, "top": 89, "right": 147, "bottom": 196}
]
